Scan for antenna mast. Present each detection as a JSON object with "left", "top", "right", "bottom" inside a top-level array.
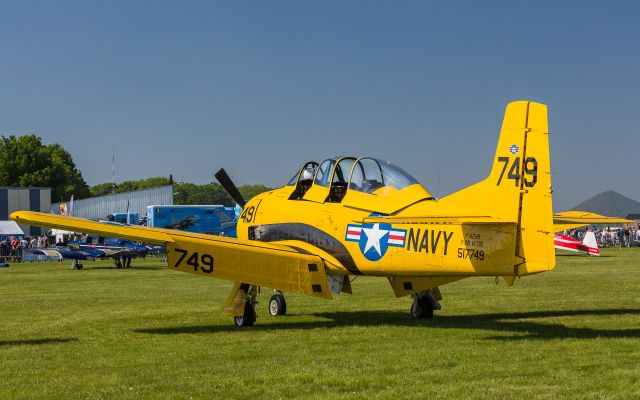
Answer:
[
  {"left": 436, "top": 166, "right": 440, "bottom": 200},
  {"left": 112, "top": 144, "right": 116, "bottom": 195}
]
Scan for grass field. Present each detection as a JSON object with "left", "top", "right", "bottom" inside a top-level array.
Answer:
[{"left": 1, "top": 249, "right": 639, "bottom": 399}]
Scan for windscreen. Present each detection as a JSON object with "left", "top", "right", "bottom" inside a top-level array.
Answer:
[{"left": 349, "top": 158, "right": 419, "bottom": 193}]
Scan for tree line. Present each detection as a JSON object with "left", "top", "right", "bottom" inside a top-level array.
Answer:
[
  {"left": 92, "top": 177, "right": 270, "bottom": 205},
  {"left": 0, "top": 134, "right": 270, "bottom": 204}
]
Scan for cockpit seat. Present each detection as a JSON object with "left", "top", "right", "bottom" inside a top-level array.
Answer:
[
  {"left": 289, "top": 179, "right": 313, "bottom": 200},
  {"left": 327, "top": 182, "right": 348, "bottom": 203}
]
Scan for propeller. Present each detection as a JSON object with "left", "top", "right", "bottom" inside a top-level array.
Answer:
[{"left": 215, "top": 168, "right": 246, "bottom": 208}]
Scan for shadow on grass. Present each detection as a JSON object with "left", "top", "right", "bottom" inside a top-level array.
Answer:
[
  {"left": 556, "top": 254, "right": 615, "bottom": 258},
  {"left": 0, "top": 338, "right": 78, "bottom": 347},
  {"left": 133, "top": 308, "right": 640, "bottom": 340}
]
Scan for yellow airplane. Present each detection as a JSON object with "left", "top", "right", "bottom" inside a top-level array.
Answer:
[{"left": 12, "top": 100, "right": 556, "bottom": 327}]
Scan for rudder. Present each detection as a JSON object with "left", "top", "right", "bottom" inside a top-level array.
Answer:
[{"left": 514, "top": 102, "right": 555, "bottom": 275}]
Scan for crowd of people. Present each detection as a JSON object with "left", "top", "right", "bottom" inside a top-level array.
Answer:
[
  {"left": 563, "top": 226, "right": 640, "bottom": 247},
  {"left": 0, "top": 235, "right": 51, "bottom": 262}
]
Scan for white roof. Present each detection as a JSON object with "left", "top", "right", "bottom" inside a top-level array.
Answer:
[{"left": 0, "top": 221, "right": 25, "bottom": 236}]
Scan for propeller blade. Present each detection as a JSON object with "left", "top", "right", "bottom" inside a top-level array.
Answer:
[{"left": 215, "top": 168, "right": 246, "bottom": 208}]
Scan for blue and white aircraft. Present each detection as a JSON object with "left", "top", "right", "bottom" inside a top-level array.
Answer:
[{"left": 34, "top": 234, "right": 149, "bottom": 269}]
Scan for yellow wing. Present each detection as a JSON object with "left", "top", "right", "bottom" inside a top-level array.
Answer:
[
  {"left": 11, "top": 211, "right": 332, "bottom": 299},
  {"left": 553, "top": 211, "right": 633, "bottom": 232}
]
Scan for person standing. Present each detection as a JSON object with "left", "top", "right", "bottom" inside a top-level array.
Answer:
[
  {"left": 623, "top": 228, "right": 630, "bottom": 247},
  {"left": 10, "top": 237, "right": 18, "bottom": 260},
  {"left": 0, "top": 237, "right": 6, "bottom": 262},
  {"left": 618, "top": 228, "right": 625, "bottom": 248}
]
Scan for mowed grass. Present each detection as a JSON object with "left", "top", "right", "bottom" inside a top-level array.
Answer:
[{"left": 1, "top": 249, "right": 639, "bottom": 400}]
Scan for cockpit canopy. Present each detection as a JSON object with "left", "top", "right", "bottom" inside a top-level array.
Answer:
[
  {"left": 315, "top": 157, "right": 419, "bottom": 190},
  {"left": 287, "top": 156, "right": 430, "bottom": 205}
]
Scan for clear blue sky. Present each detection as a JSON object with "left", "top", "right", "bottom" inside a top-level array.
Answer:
[{"left": 1, "top": 1, "right": 639, "bottom": 210}]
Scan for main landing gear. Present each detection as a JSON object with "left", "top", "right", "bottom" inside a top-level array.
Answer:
[
  {"left": 234, "top": 284, "right": 258, "bottom": 327},
  {"left": 268, "top": 291, "right": 287, "bottom": 316},
  {"left": 71, "top": 259, "right": 83, "bottom": 270},
  {"left": 234, "top": 288, "right": 287, "bottom": 327},
  {"left": 233, "top": 286, "right": 441, "bottom": 325},
  {"left": 410, "top": 289, "right": 442, "bottom": 320},
  {"left": 115, "top": 257, "right": 132, "bottom": 269}
]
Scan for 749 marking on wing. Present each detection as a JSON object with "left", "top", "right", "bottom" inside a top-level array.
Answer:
[{"left": 173, "top": 248, "right": 214, "bottom": 273}]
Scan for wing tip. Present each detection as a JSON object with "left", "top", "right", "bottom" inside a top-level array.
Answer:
[{"left": 10, "top": 210, "right": 28, "bottom": 221}]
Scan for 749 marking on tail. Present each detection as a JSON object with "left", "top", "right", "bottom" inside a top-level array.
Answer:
[{"left": 496, "top": 156, "right": 538, "bottom": 187}]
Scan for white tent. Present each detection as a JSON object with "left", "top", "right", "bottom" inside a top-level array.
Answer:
[{"left": 0, "top": 221, "right": 25, "bottom": 237}]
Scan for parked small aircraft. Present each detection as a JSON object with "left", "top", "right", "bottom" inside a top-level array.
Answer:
[
  {"left": 14, "top": 101, "right": 559, "bottom": 327},
  {"left": 552, "top": 211, "right": 632, "bottom": 255},
  {"left": 33, "top": 235, "right": 149, "bottom": 269},
  {"left": 554, "top": 231, "right": 600, "bottom": 255}
]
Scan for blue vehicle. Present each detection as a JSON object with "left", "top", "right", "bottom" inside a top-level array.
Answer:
[{"left": 146, "top": 205, "right": 237, "bottom": 237}]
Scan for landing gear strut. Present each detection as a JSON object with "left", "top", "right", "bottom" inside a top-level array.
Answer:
[
  {"left": 410, "top": 290, "right": 441, "bottom": 320},
  {"left": 268, "top": 291, "right": 287, "bottom": 316},
  {"left": 71, "top": 259, "right": 83, "bottom": 270},
  {"left": 115, "top": 257, "right": 132, "bottom": 269},
  {"left": 234, "top": 284, "right": 258, "bottom": 327}
]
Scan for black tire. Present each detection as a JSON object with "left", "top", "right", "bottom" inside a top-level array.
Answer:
[
  {"left": 423, "top": 297, "right": 434, "bottom": 319},
  {"left": 411, "top": 296, "right": 434, "bottom": 320},
  {"left": 268, "top": 293, "right": 287, "bottom": 316},
  {"left": 234, "top": 301, "right": 256, "bottom": 327},
  {"left": 411, "top": 298, "right": 424, "bottom": 319}
]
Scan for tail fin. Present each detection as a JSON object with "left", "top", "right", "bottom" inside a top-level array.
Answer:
[
  {"left": 582, "top": 230, "right": 598, "bottom": 251},
  {"left": 441, "top": 101, "right": 555, "bottom": 275}
]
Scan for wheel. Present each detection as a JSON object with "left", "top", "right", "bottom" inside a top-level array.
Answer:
[
  {"left": 423, "top": 297, "right": 434, "bottom": 319},
  {"left": 268, "top": 293, "right": 287, "bottom": 316},
  {"left": 410, "top": 297, "right": 424, "bottom": 319},
  {"left": 410, "top": 296, "right": 434, "bottom": 320},
  {"left": 234, "top": 301, "right": 256, "bottom": 327}
]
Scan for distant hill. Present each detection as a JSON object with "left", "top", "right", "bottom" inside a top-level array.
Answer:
[{"left": 570, "top": 190, "right": 640, "bottom": 218}]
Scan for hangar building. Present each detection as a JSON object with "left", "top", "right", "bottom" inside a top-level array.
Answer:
[
  {"left": 0, "top": 187, "right": 52, "bottom": 235},
  {"left": 51, "top": 185, "right": 173, "bottom": 221}
]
